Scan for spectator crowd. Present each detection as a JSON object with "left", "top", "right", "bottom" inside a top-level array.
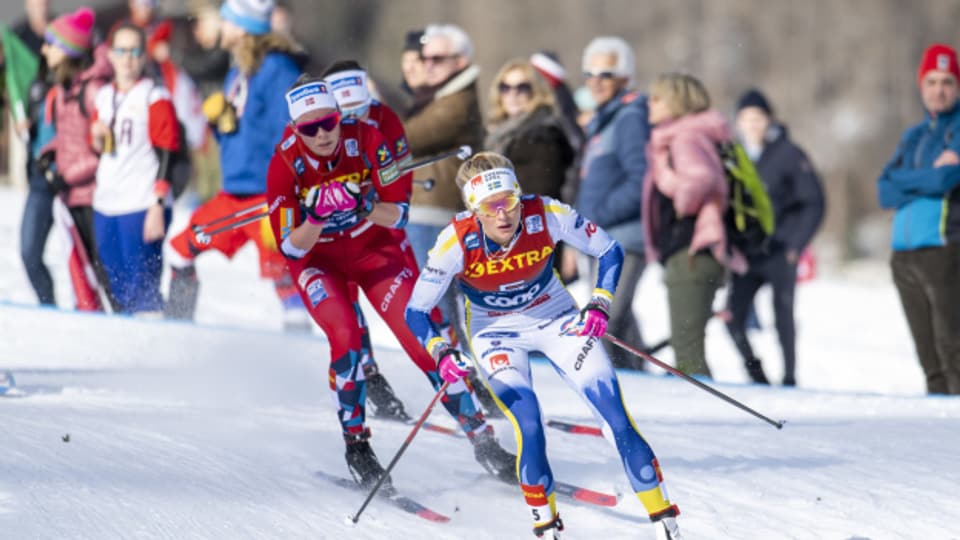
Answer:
[
  {"left": 8, "top": 2, "right": 960, "bottom": 539},
  {"left": 2, "top": 0, "right": 956, "bottom": 406},
  {"left": 22, "top": 0, "right": 960, "bottom": 393}
]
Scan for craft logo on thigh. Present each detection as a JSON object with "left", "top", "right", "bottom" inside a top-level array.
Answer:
[
  {"left": 574, "top": 336, "right": 596, "bottom": 370},
  {"left": 380, "top": 267, "right": 414, "bottom": 312}
]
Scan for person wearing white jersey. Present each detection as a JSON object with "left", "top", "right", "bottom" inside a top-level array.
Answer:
[
  {"left": 90, "top": 23, "right": 179, "bottom": 313},
  {"left": 405, "top": 152, "right": 683, "bottom": 540}
]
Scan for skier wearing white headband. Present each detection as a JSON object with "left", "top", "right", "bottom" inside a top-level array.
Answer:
[
  {"left": 405, "top": 151, "right": 684, "bottom": 540},
  {"left": 316, "top": 60, "right": 432, "bottom": 422},
  {"left": 266, "top": 76, "right": 516, "bottom": 492}
]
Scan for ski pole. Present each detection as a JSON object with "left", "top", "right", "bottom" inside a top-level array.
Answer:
[
  {"left": 402, "top": 145, "right": 472, "bottom": 176},
  {"left": 603, "top": 333, "right": 785, "bottom": 430},
  {"left": 350, "top": 380, "right": 451, "bottom": 524},
  {"left": 193, "top": 211, "right": 270, "bottom": 245},
  {"left": 191, "top": 202, "right": 266, "bottom": 235},
  {"left": 196, "top": 147, "right": 472, "bottom": 240}
]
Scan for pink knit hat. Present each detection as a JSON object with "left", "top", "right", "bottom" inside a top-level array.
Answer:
[{"left": 45, "top": 7, "right": 96, "bottom": 58}]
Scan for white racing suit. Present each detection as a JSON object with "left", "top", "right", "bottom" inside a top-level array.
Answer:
[{"left": 405, "top": 195, "right": 679, "bottom": 529}]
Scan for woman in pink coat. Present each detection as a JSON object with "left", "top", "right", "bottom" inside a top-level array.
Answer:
[{"left": 641, "top": 73, "right": 746, "bottom": 377}]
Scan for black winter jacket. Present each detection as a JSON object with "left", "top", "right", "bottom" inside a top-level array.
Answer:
[{"left": 752, "top": 125, "right": 825, "bottom": 257}]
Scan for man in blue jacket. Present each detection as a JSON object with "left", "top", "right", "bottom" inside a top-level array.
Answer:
[
  {"left": 877, "top": 43, "right": 960, "bottom": 395},
  {"left": 573, "top": 36, "right": 648, "bottom": 370}
]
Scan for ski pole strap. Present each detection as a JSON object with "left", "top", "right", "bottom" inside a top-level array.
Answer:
[{"left": 602, "top": 333, "right": 785, "bottom": 430}]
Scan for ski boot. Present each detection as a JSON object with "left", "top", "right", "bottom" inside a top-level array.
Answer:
[
  {"left": 533, "top": 514, "right": 564, "bottom": 539},
  {"left": 344, "top": 431, "right": 393, "bottom": 493},
  {"left": 654, "top": 516, "right": 683, "bottom": 540},
  {"left": 652, "top": 505, "right": 682, "bottom": 540},
  {"left": 745, "top": 357, "right": 769, "bottom": 385},
  {"left": 164, "top": 266, "right": 199, "bottom": 320},
  {"left": 364, "top": 364, "right": 411, "bottom": 422},
  {"left": 471, "top": 426, "right": 517, "bottom": 484}
]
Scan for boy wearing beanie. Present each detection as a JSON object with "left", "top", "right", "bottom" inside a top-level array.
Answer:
[{"left": 877, "top": 43, "right": 960, "bottom": 395}]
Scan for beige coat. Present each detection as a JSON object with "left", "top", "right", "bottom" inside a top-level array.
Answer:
[{"left": 403, "top": 65, "right": 484, "bottom": 224}]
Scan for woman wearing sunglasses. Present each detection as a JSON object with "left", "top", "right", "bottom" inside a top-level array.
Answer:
[
  {"left": 265, "top": 77, "right": 515, "bottom": 491},
  {"left": 486, "top": 59, "right": 574, "bottom": 219},
  {"left": 88, "top": 23, "right": 180, "bottom": 314},
  {"left": 486, "top": 58, "right": 576, "bottom": 283},
  {"left": 405, "top": 152, "right": 683, "bottom": 540}
]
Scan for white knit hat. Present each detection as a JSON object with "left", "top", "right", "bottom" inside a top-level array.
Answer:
[{"left": 220, "top": 0, "right": 274, "bottom": 35}]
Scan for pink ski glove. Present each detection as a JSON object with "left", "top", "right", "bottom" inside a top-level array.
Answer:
[
  {"left": 578, "top": 295, "right": 611, "bottom": 338},
  {"left": 304, "top": 182, "right": 359, "bottom": 223},
  {"left": 437, "top": 348, "right": 471, "bottom": 383}
]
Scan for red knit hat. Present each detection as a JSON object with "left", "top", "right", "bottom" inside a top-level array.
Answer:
[
  {"left": 917, "top": 43, "right": 960, "bottom": 85},
  {"left": 45, "top": 7, "right": 96, "bottom": 58}
]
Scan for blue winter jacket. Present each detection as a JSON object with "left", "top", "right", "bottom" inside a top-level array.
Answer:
[
  {"left": 877, "top": 104, "right": 960, "bottom": 250},
  {"left": 217, "top": 52, "right": 301, "bottom": 195},
  {"left": 576, "top": 89, "right": 649, "bottom": 254}
]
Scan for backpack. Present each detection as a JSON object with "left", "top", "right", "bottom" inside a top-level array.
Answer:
[{"left": 716, "top": 141, "right": 775, "bottom": 255}]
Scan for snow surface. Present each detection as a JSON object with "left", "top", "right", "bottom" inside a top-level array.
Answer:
[{"left": 0, "top": 186, "right": 958, "bottom": 539}]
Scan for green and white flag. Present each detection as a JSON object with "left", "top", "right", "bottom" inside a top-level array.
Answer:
[{"left": 1, "top": 24, "right": 40, "bottom": 125}]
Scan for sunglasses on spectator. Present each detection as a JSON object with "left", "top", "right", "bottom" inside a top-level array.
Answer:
[
  {"left": 583, "top": 70, "right": 618, "bottom": 81},
  {"left": 111, "top": 47, "right": 145, "bottom": 58},
  {"left": 295, "top": 111, "right": 341, "bottom": 137},
  {"left": 475, "top": 194, "right": 521, "bottom": 217},
  {"left": 498, "top": 82, "right": 533, "bottom": 95},
  {"left": 420, "top": 54, "right": 458, "bottom": 64}
]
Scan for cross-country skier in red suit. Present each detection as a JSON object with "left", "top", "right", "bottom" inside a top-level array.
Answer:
[
  {"left": 319, "top": 60, "right": 421, "bottom": 422},
  {"left": 320, "top": 59, "right": 489, "bottom": 422},
  {"left": 265, "top": 75, "right": 516, "bottom": 489}
]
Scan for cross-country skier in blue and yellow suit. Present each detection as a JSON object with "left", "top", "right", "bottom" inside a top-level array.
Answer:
[{"left": 405, "top": 152, "right": 683, "bottom": 540}]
